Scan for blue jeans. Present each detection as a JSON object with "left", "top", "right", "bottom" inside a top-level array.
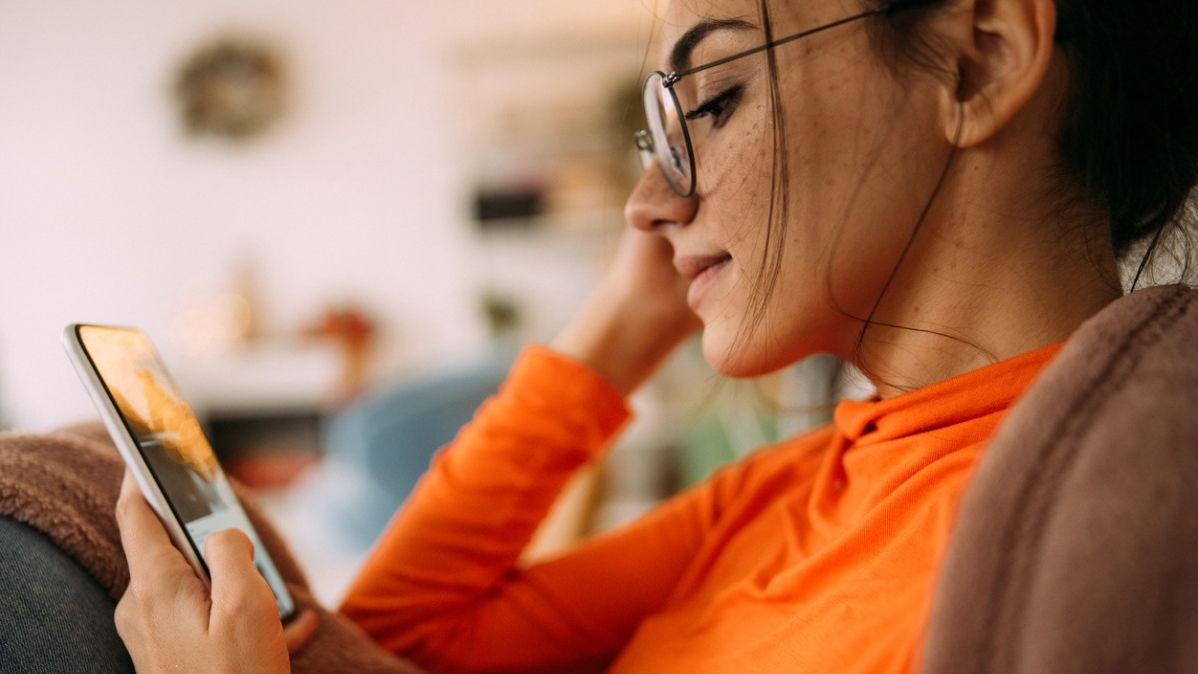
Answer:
[{"left": 0, "top": 517, "right": 134, "bottom": 673}]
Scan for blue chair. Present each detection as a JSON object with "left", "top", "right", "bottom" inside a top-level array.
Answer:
[{"left": 317, "top": 353, "right": 512, "bottom": 550}]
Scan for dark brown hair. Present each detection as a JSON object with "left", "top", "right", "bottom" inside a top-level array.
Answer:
[{"left": 872, "top": 0, "right": 1198, "bottom": 268}]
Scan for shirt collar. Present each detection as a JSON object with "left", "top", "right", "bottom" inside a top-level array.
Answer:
[{"left": 833, "top": 341, "right": 1065, "bottom": 445}]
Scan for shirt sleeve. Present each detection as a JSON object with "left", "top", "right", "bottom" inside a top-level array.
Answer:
[{"left": 338, "top": 346, "right": 717, "bottom": 673}]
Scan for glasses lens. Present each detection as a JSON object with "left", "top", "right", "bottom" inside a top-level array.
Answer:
[
  {"left": 643, "top": 72, "right": 694, "bottom": 196},
  {"left": 635, "top": 131, "right": 654, "bottom": 172}
]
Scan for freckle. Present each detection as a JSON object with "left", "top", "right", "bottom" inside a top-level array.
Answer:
[
  {"left": 932, "top": 265, "right": 941, "bottom": 273},
  {"left": 913, "top": 305, "right": 921, "bottom": 314}
]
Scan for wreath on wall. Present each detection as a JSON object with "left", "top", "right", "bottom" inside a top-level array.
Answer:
[{"left": 173, "top": 38, "right": 286, "bottom": 141}]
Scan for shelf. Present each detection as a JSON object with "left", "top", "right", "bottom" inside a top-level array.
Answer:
[{"left": 173, "top": 341, "right": 342, "bottom": 417}]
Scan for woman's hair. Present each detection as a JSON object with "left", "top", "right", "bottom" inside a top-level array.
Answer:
[
  {"left": 869, "top": 0, "right": 1198, "bottom": 273},
  {"left": 740, "top": 0, "right": 1198, "bottom": 383}
]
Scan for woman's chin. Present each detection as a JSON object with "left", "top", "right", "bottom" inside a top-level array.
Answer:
[
  {"left": 700, "top": 325, "right": 778, "bottom": 379},
  {"left": 700, "top": 318, "right": 821, "bottom": 379}
]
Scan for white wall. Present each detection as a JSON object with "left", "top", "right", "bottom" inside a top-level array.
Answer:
[{"left": 0, "top": 0, "right": 659, "bottom": 430}]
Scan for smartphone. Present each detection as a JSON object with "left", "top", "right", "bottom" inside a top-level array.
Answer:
[{"left": 64, "top": 323, "right": 296, "bottom": 621}]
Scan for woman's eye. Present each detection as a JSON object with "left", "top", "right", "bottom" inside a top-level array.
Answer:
[{"left": 684, "top": 85, "right": 743, "bottom": 130}]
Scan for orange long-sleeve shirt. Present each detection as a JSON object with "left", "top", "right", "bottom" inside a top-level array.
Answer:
[{"left": 340, "top": 342, "right": 1062, "bottom": 673}]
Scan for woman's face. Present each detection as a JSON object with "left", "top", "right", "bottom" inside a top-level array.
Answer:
[{"left": 626, "top": 0, "right": 949, "bottom": 377}]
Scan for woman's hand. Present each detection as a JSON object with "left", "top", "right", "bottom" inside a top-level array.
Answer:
[
  {"left": 552, "top": 226, "right": 700, "bottom": 395},
  {"left": 114, "top": 472, "right": 318, "bottom": 672}
]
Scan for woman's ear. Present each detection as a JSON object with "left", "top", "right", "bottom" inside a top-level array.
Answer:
[{"left": 935, "top": 0, "right": 1057, "bottom": 147}]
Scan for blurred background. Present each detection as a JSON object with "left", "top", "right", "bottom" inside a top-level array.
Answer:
[{"left": 0, "top": 0, "right": 852, "bottom": 605}]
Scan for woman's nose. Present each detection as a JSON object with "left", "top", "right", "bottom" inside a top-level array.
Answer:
[{"left": 624, "top": 163, "right": 699, "bottom": 232}]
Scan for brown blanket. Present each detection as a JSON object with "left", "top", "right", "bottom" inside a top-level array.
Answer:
[
  {"left": 0, "top": 423, "right": 423, "bottom": 674},
  {"left": 921, "top": 284, "right": 1198, "bottom": 673}
]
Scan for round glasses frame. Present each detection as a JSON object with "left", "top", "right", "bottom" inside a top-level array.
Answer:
[
  {"left": 634, "top": 6, "right": 892, "bottom": 197},
  {"left": 636, "top": 70, "right": 697, "bottom": 197}
]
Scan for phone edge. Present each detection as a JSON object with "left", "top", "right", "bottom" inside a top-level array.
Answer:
[{"left": 61, "top": 323, "right": 213, "bottom": 589}]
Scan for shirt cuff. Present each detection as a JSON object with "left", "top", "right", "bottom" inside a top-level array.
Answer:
[{"left": 505, "top": 345, "right": 633, "bottom": 456}]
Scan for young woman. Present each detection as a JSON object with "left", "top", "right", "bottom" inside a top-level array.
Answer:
[{"left": 114, "top": 0, "right": 1198, "bottom": 671}]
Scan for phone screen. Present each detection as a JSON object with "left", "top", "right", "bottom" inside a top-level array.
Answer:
[{"left": 76, "top": 325, "right": 296, "bottom": 620}]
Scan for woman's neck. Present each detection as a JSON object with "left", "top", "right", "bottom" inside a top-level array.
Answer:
[{"left": 851, "top": 154, "right": 1124, "bottom": 399}]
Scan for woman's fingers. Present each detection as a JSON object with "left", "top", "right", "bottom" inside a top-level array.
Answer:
[
  {"left": 111, "top": 476, "right": 294, "bottom": 672},
  {"left": 115, "top": 471, "right": 194, "bottom": 588},
  {"left": 206, "top": 531, "right": 318, "bottom": 654},
  {"left": 115, "top": 472, "right": 211, "bottom": 671},
  {"left": 284, "top": 609, "right": 319, "bottom": 654},
  {"left": 205, "top": 529, "right": 277, "bottom": 622}
]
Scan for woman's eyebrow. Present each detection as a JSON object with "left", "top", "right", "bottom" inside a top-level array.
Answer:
[{"left": 669, "top": 18, "right": 757, "bottom": 74}]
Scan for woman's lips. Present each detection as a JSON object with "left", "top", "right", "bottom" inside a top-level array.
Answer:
[{"left": 675, "top": 254, "right": 732, "bottom": 309}]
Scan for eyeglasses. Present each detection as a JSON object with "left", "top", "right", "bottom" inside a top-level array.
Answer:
[{"left": 634, "top": 7, "right": 891, "bottom": 197}]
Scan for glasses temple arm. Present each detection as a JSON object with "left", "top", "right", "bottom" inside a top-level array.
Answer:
[{"left": 666, "top": 7, "right": 890, "bottom": 85}]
